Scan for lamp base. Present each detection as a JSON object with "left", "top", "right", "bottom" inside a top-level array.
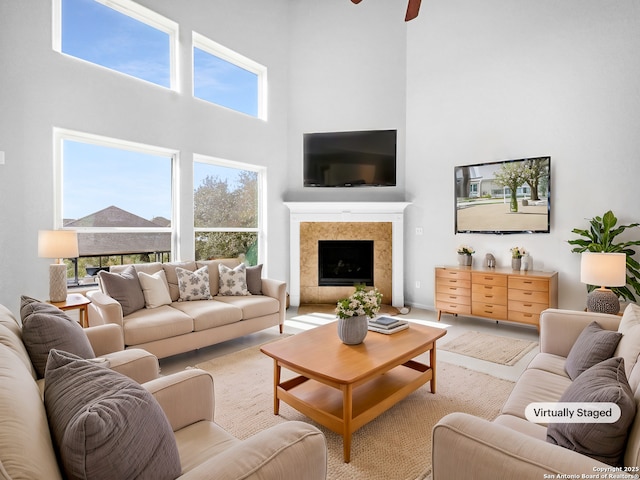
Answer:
[
  {"left": 49, "top": 263, "right": 68, "bottom": 303},
  {"left": 586, "top": 288, "right": 620, "bottom": 315}
]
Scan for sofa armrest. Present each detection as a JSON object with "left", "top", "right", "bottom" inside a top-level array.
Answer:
[
  {"left": 84, "top": 323, "right": 124, "bottom": 355},
  {"left": 261, "top": 278, "right": 287, "bottom": 325},
  {"left": 433, "top": 413, "right": 611, "bottom": 480},
  {"left": 179, "top": 421, "right": 326, "bottom": 480},
  {"left": 102, "top": 348, "right": 159, "bottom": 384},
  {"left": 539, "top": 308, "right": 621, "bottom": 357},
  {"left": 144, "top": 368, "right": 214, "bottom": 431},
  {"left": 86, "top": 290, "right": 124, "bottom": 327}
]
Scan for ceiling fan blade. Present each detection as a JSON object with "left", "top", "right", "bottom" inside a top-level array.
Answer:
[
  {"left": 351, "top": 0, "right": 363, "bottom": 4},
  {"left": 405, "top": 0, "right": 421, "bottom": 21}
]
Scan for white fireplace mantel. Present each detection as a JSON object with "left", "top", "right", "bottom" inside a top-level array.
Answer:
[{"left": 284, "top": 202, "right": 411, "bottom": 308}]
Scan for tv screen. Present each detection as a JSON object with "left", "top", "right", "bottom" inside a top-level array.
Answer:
[
  {"left": 303, "top": 129, "right": 397, "bottom": 187},
  {"left": 455, "top": 156, "right": 551, "bottom": 234}
]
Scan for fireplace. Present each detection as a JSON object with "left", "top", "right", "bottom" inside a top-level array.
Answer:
[{"left": 318, "top": 240, "right": 374, "bottom": 286}]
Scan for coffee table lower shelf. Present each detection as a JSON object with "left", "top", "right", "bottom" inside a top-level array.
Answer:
[{"left": 274, "top": 360, "right": 433, "bottom": 462}]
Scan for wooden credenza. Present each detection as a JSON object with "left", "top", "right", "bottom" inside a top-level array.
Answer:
[{"left": 435, "top": 266, "right": 558, "bottom": 328}]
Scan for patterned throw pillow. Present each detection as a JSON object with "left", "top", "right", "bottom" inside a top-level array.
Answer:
[
  {"left": 218, "top": 263, "right": 251, "bottom": 296},
  {"left": 175, "top": 266, "right": 212, "bottom": 301}
]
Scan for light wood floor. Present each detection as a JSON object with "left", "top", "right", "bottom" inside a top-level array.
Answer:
[{"left": 159, "top": 306, "right": 540, "bottom": 382}]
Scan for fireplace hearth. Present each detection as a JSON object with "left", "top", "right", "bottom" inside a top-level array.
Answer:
[{"left": 318, "top": 240, "right": 374, "bottom": 286}]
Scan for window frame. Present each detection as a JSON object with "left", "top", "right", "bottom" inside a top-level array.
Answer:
[
  {"left": 53, "top": 127, "right": 180, "bottom": 258},
  {"left": 52, "top": 0, "right": 180, "bottom": 91},
  {"left": 193, "top": 154, "right": 267, "bottom": 268},
  {"left": 192, "top": 31, "right": 268, "bottom": 120}
]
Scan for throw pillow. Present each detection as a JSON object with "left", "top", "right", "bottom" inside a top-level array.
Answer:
[
  {"left": 614, "top": 303, "right": 640, "bottom": 383},
  {"left": 246, "top": 264, "right": 263, "bottom": 295},
  {"left": 176, "top": 265, "right": 212, "bottom": 301},
  {"left": 218, "top": 263, "right": 251, "bottom": 296},
  {"left": 565, "top": 321, "right": 622, "bottom": 380},
  {"left": 547, "top": 356, "right": 636, "bottom": 467},
  {"left": 44, "top": 349, "right": 182, "bottom": 480},
  {"left": 137, "top": 270, "right": 172, "bottom": 309},
  {"left": 98, "top": 265, "right": 145, "bottom": 316},
  {"left": 20, "top": 295, "right": 95, "bottom": 378}
]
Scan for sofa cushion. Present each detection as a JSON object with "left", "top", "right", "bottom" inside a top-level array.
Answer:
[
  {"left": 122, "top": 305, "right": 194, "bottom": 346},
  {"left": 215, "top": 295, "right": 280, "bottom": 320},
  {"left": 246, "top": 264, "right": 263, "bottom": 295},
  {"left": 547, "top": 356, "right": 636, "bottom": 467},
  {"left": 176, "top": 266, "right": 212, "bottom": 301},
  {"left": 196, "top": 258, "right": 241, "bottom": 295},
  {"left": 614, "top": 303, "right": 640, "bottom": 390},
  {"left": 163, "top": 261, "right": 197, "bottom": 301},
  {"left": 20, "top": 296, "right": 95, "bottom": 378},
  {"left": 99, "top": 265, "right": 145, "bottom": 316},
  {"left": 218, "top": 263, "right": 251, "bottom": 296},
  {"left": 138, "top": 270, "right": 172, "bottom": 309},
  {"left": 565, "top": 321, "right": 622, "bottom": 380},
  {"left": 171, "top": 300, "right": 243, "bottom": 331},
  {"left": 44, "top": 349, "right": 181, "bottom": 480}
]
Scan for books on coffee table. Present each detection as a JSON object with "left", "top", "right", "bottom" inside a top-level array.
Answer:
[{"left": 368, "top": 316, "right": 409, "bottom": 334}]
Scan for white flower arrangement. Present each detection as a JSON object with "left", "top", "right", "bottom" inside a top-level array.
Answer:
[
  {"left": 457, "top": 245, "right": 475, "bottom": 255},
  {"left": 335, "top": 284, "right": 383, "bottom": 320},
  {"left": 511, "top": 247, "right": 526, "bottom": 259}
]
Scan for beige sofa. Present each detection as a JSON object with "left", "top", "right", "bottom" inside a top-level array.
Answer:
[
  {"left": 87, "top": 259, "right": 287, "bottom": 359},
  {"left": 0, "top": 302, "right": 327, "bottom": 480},
  {"left": 433, "top": 307, "right": 640, "bottom": 479}
]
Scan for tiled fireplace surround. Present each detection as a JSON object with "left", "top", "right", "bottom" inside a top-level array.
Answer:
[{"left": 285, "top": 202, "right": 410, "bottom": 308}]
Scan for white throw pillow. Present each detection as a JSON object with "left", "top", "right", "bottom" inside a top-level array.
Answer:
[
  {"left": 176, "top": 266, "right": 212, "bottom": 301},
  {"left": 218, "top": 263, "right": 251, "bottom": 296},
  {"left": 614, "top": 303, "right": 640, "bottom": 386},
  {"left": 137, "top": 270, "right": 172, "bottom": 309}
]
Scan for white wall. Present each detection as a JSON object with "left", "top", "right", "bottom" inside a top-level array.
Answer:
[
  {"left": 404, "top": 0, "right": 640, "bottom": 310},
  {"left": 0, "top": 0, "right": 291, "bottom": 313}
]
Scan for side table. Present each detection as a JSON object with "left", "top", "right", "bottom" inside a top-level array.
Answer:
[{"left": 49, "top": 293, "right": 91, "bottom": 328}]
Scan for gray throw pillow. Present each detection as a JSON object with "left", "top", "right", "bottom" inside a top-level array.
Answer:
[
  {"left": 246, "top": 264, "right": 263, "bottom": 295},
  {"left": 565, "top": 321, "right": 622, "bottom": 380},
  {"left": 44, "top": 349, "right": 182, "bottom": 480},
  {"left": 547, "top": 356, "right": 636, "bottom": 467},
  {"left": 98, "top": 265, "right": 145, "bottom": 316},
  {"left": 20, "top": 295, "right": 95, "bottom": 378}
]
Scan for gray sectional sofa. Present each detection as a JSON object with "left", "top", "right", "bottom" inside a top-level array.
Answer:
[{"left": 87, "top": 259, "right": 287, "bottom": 359}]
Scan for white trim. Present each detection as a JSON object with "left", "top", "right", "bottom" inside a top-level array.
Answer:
[{"left": 284, "top": 202, "right": 411, "bottom": 308}]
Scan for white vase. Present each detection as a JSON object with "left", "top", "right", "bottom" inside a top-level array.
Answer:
[{"left": 337, "top": 315, "right": 368, "bottom": 345}]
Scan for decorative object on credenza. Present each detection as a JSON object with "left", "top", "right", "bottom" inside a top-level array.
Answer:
[
  {"left": 350, "top": 0, "right": 422, "bottom": 22},
  {"left": 568, "top": 210, "right": 640, "bottom": 303},
  {"left": 38, "top": 230, "right": 79, "bottom": 303},
  {"left": 485, "top": 253, "right": 496, "bottom": 268},
  {"left": 457, "top": 245, "right": 474, "bottom": 266},
  {"left": 522, "top": 252, "right": 532, "bottom": 271},
  {"left": 335, "top": 284, "right": 382, "bottom": 345},
  {"left": 580, "top": 252, "right": 626, "bottom": 314},
  {"left": 510, "top": 247, "right": 526, "bottom": 271}
]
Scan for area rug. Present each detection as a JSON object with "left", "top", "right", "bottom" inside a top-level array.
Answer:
[
  {"left": 195, "top": 341, "right": 514, "bottom": 480},
  {"left": 439, "top": 331, "right": 538, "bottom": 366}
]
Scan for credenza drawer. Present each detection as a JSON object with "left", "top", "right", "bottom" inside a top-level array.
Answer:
[
  {"left": 508, "top": 289, "right": 549, "bottom": 303},
  {"left": 435, "top": 301, "right": 471, "bottom": 315},
  {"left": 508, "top": 310, "right": 540, "bottom": 325},
  {"left": 436, "top": 292, "right": 471, "bottom": 305},
  {"left": 509, "top": 277, "right": 549, "bottom": 292},
  {"left": 472, "top": 272, "right": 507, "bottom": 287},
  {"left": 472, "top": 302, "right": 508, "bottom": 320},
  {"left": 436, "top": 268, "right": 471, "bottom": 281},
  {"left": 436, "top": 278, "right": 471, "bottom": 290},
  {"left": 508, "top": 300, "right": 547, "bottom": 315},
  {"left": 471, "top": 284, "right": 507, "bottom": 303}
]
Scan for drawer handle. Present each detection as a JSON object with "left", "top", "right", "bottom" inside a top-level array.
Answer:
[
  {"left": 448, "top": 296, "right": 457, "bottom": 300},
  {"left": 450, "top": 287, "right": 458, "bottom": 291},
  {"left": 524, "top": 292, "right": 533, "bottom": 296},
  {"left": 524, "top": 313, "right": 533, "bottom": 317},
  {"left": 484, "top": 310, "right": 493, "bottom": 314},
  {"left": 484, "top": 277, "right": 493, "bottom": 280},
  {"left": 523, "top": 281, "right": 533, "bottom": 284},
  {"left": 449, "top": 305, "right": 457, "bottom": 308},
  {"left": 524, "top": 303, "right": 532, "bottom": 307},
  {"left": 485, "top": 295, "right": 493, "bottom": 298},
  {"left": 485, "top": 286, "right": 493, "bottom": 290},
  {"left": 448, "top": 280, "right": 458, "bottom": 284}
]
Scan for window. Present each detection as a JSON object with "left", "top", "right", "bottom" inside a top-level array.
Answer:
[
  {"left": 54, "top": 0, "right": 178, "bottom": 90},
  {"left": 193, "top": 156, "right": 264, "bottom": 264},
  {"left": 54, "top": 129, "right": 176, "bottom": 284},
  {"left": 192, "top": 32, "right": 267, "bottom": 119}
]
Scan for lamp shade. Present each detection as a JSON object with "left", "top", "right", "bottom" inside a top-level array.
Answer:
[
  {"left": 580, "top": 252, "right": 626, "bottom": 287},
  {"left": 38, "top": 230, "right": 79, "bottom": 260}
]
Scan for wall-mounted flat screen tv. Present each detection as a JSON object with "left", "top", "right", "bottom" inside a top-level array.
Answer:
[
  {"left": 303, "top": 129, "right": 397, "bottom": 187},
  {"left": 455, "top": 156, "right": 551, "bottom": 234}
]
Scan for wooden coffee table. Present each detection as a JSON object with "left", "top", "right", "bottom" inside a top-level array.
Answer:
[{"left": 260, "top": 321, "right": 447, "bottom": 462}]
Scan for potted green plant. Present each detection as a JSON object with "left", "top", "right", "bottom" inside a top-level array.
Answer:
[
  {"left": 568, "top": 210, "right": 640, "bottom": 302},
  {"left": 335, "top": 285, "right": 382, "bottom": 344}
]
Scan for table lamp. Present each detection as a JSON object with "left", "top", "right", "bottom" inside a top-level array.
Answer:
[
  {"left": 580, "top": 252, "right": 626, "bottom": 314},
  {"left": 38, "top": 230, "right": 79, "bottom": 303}
]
